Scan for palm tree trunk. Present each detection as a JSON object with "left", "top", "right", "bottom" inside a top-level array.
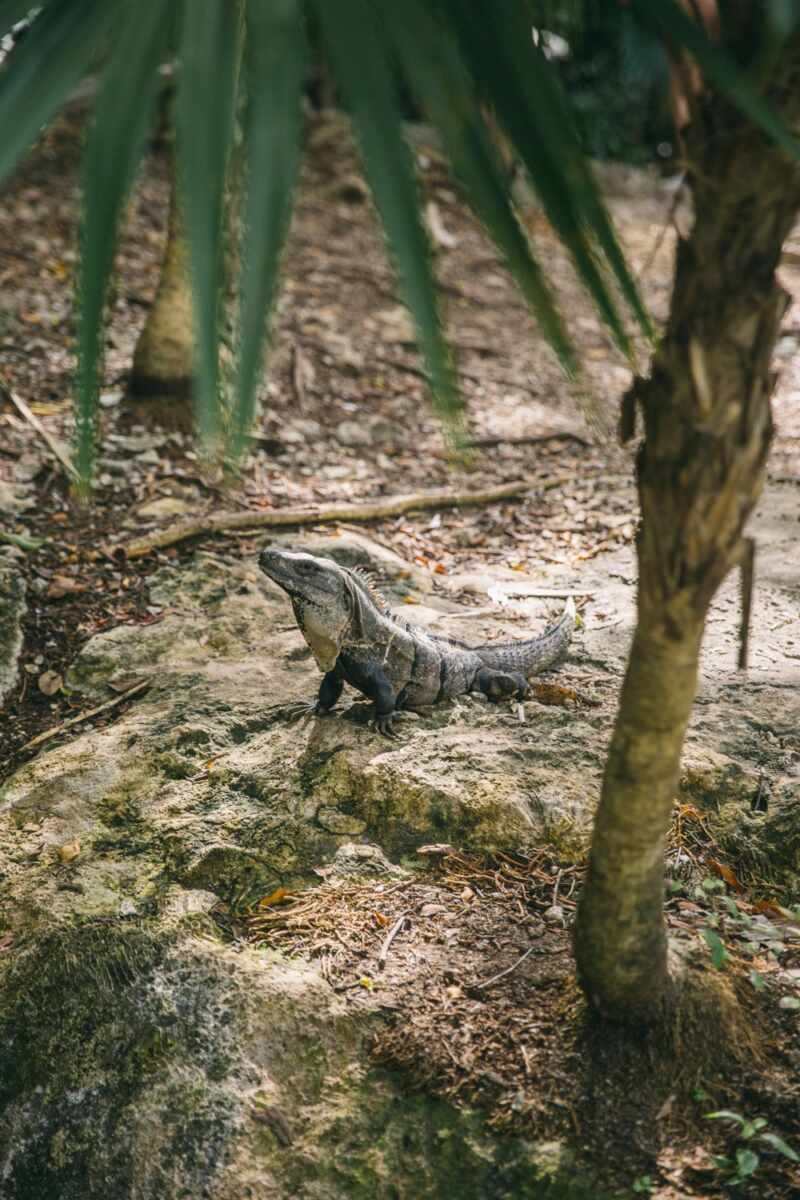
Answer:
[
  {"left": 128, "top": 164, "right": 194, "bottom": 428},
  {"left": 574, "top": 32, "right": 800, "bottom": 1021}
]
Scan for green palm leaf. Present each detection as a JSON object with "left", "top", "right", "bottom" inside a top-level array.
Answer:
[
  {"left": 229, "top": 0, "right": 306, "bottom": 462},
  {"left": 175, "top": 0, "right": 242, "bottom": 451},
  {"left": 0, "top": 0, "right": 115, "bottom": 185},
  {"left": 443, "top": 0, "right": 650, "bottom": 357},
  {"left": 310, "top": 0, "right": 460, "bottom": 430},
  {"left": 74, "top": 0, "right": 170, "bottom": 494},
  {"left": 381, "top": 0, "right": 577, "bottom": 376}
]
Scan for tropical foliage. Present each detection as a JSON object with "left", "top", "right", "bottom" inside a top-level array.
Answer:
[{"left": 0, "top": 0, "right": 795, "bottom": 491}]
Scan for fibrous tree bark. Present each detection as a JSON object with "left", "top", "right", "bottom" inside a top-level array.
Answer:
[
  {"left": 128, "top": 160, "right": 194, "bottom": 428},
  {"left": 574, "top": 21, "right": 800, "bottom": 1021}
]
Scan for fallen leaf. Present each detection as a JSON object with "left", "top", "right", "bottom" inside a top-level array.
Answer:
[
  {"left": 373, "top": 911, "right": 391, "bottom": 927},
  {"left": 57, "top": 839, "right": 81, "bottom": 864},
  {"left": 359, "top": 976, "right": 374, "bottom": 991},
  {"left": 754, "top": 899, "right": 788, "bottom": 919},
  {"left": 709, "top": 859, "right": 743, "bottom": 892},
  {"left": 37, "top": 670, "right": 62, "bottom": 696},
  {"left": 46, "top": 574, "right": 87, "bottom": 599},
  {"left": 259, "top": 887, "right": 292, "bottom": 908},
  {"left": 531, "top": 681, "right": 579, "bottom": 707},
  {"left": 425, "top": 200, "right": 458, "bottom": 249}
]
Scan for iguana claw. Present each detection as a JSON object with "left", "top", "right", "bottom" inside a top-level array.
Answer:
[{"left": 374, "top": 714, "right": 398, "bottom": 738}]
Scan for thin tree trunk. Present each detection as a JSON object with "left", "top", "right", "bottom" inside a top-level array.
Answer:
[
  {"left": 128, "top": 164, "right": 194, "bottom": 428},
  {"left": 575, "top": 26, "right": 800, "bottom": 1021}
]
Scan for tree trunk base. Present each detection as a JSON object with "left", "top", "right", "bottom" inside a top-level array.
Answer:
[{"left": 123, "top": 385, "right": 194, "bottom": 432}]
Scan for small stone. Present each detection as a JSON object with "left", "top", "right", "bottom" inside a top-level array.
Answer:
[
  {"left": 46, "top": 573, "right": 87, "bottom": 599},
  {"left": 57, "top": 839, "right": 81, "bottom": 864},
  {"left": 137, "top": 496, "right": 196, "bottom": 520},
  {"left": 331, "top": 843, "right": 405, "bottom": 879},
  {"left": 543, "top": 905, "right": 565, "bottom": 926},
  {"left": 161, "top": 887, "right": 219, "bottom": 918},
  {"left": 336, "top": 420, "right": 371, "bottom": 448},
  {"left": 38, "top": 670, "right": 62, "bottom": 696},
  {"left": 119, "top": 899, "right": 138, "bottom": 917}
]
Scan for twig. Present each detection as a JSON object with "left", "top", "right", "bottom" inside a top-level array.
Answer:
[
  {"left": 290, "top": 342, "right": 311, "bottom": 411},
  {"left": 468, "top": 431, "right": 590, "bottom": 450},
  {"left": 486, "top": 587, "right": 595, "bottom": 599},
  {"left": 20, "top": 680, "right": 150, "bottom": 752},
  {"left": 738, "top": 537, "right": 755, "bottom": 671},
  {"left": 378, "top": 913, "right": 408, "bottom": 970},
  {"left": 473, "top": 945, "right": 535, "bottom": 990},
  {"left": 368, "top": 351, "right": 547, "bottom": 396},
  {"left": 3, "top": 389, "right": 77, "bottom": 480},
  {"left": 122, "top": 479, "right": 557, "bottom": 559}
]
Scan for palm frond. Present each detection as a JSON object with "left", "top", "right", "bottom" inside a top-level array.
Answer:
[
  {"left": 74, "top": 0, "right": 170, "bottom": 494},
  {"left": 0, "top": 0, "right": 114, "bottom": 185},
  {"left": 382, "top": 0, "right": 577, "bottom": 376},
  {"left": 175, "top": 0, "right": 243, "bottom": 452},
  {"left": 311, "top": 0, "right": 460, "bottom": 431},
  {"left": 229, "top": 0, "right": 306, "bottom": 464}
]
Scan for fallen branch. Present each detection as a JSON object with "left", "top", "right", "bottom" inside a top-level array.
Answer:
[
  {"left": 3, "top": 388, "right": 77, "bottom": 480},
  {"left": 123, "top": 478, "right": 566, "bottom": 559},
  {"left": 378, "top": 913, "right": 409, "bottom": 970},
  {"left": 473, "top": 945, "right": 535, "bottom": 991},
  {"left": 20, "top": 680, "right": 150, "bottom": 753},
  {"left": 468, "top": 431, "right": 590, "bottom": 450}
]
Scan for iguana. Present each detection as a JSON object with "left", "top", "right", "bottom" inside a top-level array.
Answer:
[{"left": 259, "top": 547, "right": 576, "bottom": 735}]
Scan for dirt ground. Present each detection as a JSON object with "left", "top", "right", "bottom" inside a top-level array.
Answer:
[{"left": 1, "top": 107, "right": 799, "bottom": 1198}]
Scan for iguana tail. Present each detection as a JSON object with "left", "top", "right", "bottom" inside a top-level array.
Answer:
[{"left": 475, "top": 597, "right": 576, "bottom": 678}]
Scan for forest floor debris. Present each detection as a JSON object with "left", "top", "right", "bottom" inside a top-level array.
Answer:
[{"left": 246, "top": 845, "right": 800, "bottom": 1199}]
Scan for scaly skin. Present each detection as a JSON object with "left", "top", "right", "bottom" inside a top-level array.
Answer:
[{"left": 259, "top": 548, "right": 575, "bottom": 734}]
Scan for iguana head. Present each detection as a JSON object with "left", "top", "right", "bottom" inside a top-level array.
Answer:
[{"left": 259, "top": 548, "right": 358, "bottom": 673}]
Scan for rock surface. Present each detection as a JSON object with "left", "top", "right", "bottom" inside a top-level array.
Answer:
[
  {"left": 0, "top": 493, "right": 798, "bottom": 1198},
  {"left": 0, "top": 553, "right": 26, "bottom": 707}
]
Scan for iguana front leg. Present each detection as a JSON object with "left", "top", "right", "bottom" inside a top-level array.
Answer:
[
  {"left": 336, "top": 653, "right": 399, "bottom": 736},
  {"left": 315, "top": 666, "right": 344, "bottom": 714}
]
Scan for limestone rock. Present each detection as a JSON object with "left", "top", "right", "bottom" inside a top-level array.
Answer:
[{"left": 0, "top": 557, "right": 26, "bottom": 706}]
